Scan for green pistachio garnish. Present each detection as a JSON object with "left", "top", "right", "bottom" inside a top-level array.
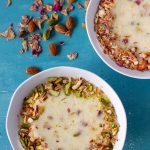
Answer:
[
  {"left": 35, "top": 145, "right": 43, "bottom": 150},
  {"left": 74, "top": 90, "right": 81, "bottom": 97},
  {"left": 47, "top": 18, "right": 57, "bottom": 26},
  {"left": 39, "top": 106, "right": 45, "bottom": 114},
  {"left": 47, "top": 77, "right": 57, "bottom": 83},
  {"left": 20, "top": 138, "right": 26, "bottom": 148},
  {"left": 64, "top": 82, "right": 71, "bottom": 95},
  {"left": 43, "top": 29, "right": 51, "bottom": 40},
  {"left": 21, "top": 123, "right": 30, "bottom": 129},
  {"left": 49, "top": 90, "right": 60, "bottom": 96}
]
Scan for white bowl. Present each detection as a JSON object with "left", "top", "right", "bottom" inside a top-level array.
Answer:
[
  {"left": 6, "top": 66, "right": 127, "bottom": 150},
  {"left": 86, "top": 0, "right": 150, "bottom": 79}
]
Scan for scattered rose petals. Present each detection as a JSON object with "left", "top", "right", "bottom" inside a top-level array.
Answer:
[
  {"left": 35, "top": 0, "right": 43, "bottom": 6},
  {"left": 30, "top": 3, "right": 38, "bottom": 12},
  {"left": 67, "top": 52, "right": 78, "bottom": 60},
  {"left": 59, "top": 41, "right": 64, "bottom": 45},
  {"left": 40, "top": 6, "right": 45, "bottom": 15},
  {"left": 53, "top": 0, "right": 61, "bottom": 11},
  {"left": 7, "top": 0, "right": 12, "bottom": 7},
  {"left": 31, "top": 46, "right": 42, "bottom": 56},
  {"left": 19, "top": 49, "right": 24, "bottom": 54},
  {"left": 28, "top": 33, "right": 41, "bottom": 41},
  {"left": 0, "top": 24, "right": 15, "bottom": 40},
  {"left": 76, "top": 2, "right": 83, "bottom": 9}
]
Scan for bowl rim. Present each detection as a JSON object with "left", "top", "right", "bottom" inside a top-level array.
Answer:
[
  {"left": 86, "top": 0, "right": 150, "bottom": 79},
  {"left": 6, "top": 66, "right": 127, "bottom": 150}
]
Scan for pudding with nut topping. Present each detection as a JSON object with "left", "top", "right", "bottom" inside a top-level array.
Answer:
[{"left": 19, "top": 77, "right": 119, "bottom": 150}]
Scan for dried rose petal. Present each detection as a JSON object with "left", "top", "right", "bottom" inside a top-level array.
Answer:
[
  {"left": 59, "top": 41, "right": 64, "bottom": 46},
  {"left": 67, "top": 52, "right": 78, "bottom": 60},
  {"left": 19, "top": 49, "right": 24, "bottom": 54},
  {"left": 22, "top": 16, "right": 29, "bottom": 25},
  {"left": 28, "top": 34, "right": 41, "bottom": 41},
  {"left": 30, "top": 3, "right": 38, "bottom": 12},
  {"left": 35, "top": 0, "right": 43, "bottom": 6},
  {"left": 53, "top": 1, "right": 61, "bottom": 11},
  {"left": 0, "top": 24, "right": 15, "bottom": 40},
  {"left": 40, "top": 6, "right": 45, "bottom": 15}
]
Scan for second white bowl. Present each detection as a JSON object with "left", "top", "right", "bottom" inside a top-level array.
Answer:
[{"left": 86, "top": 0, "right": 150, "bottom": 79}]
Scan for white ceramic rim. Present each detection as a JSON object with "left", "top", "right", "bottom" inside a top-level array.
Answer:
[
  {"left": 6, "top": 66, "right": 127, "bottom": 150},
  {"left": 86, "top": 0, "right": 150, "bottom": 79}
]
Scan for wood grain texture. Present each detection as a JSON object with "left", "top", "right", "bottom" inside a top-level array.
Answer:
[{"left": 0, "top": 0, "right": 150, "bottom": 150}]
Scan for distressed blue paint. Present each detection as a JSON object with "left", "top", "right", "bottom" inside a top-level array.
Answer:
[{"left": 0, "top": 1, "right": 150, "bottom": 150}]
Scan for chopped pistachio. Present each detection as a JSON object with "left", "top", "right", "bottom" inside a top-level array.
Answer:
[
  {"left": 47, "top": 18, "right": 57, "bottom": 26},
  {"left": 39, "top": 106, "right": 45, "bottom": 114},
  {"left": 38, "top": 84, "right": 45, "bottom": 93},
  {"left": 49, "top": 90, "right": 60, "bottom": 96},
  {"left": 21, "top": 123, "right": 30, "bottom": 129},
  {"left": 35, "top": 145, "right": 43, "bottom": 150},
  {"left": 64, "top": 82, "right": 71, "bottom": 95},
  {"left": 43, "top": 29, "right": 51, "bottom": 40},
  {"left": 47, "top": 77, "right": 57, "bottom": 83},
  {"left": 74, "top": 90, "right": 81, "bottom": 97},
  {"left": 20, "top": 138, "right": 26, "bottom": 148}
]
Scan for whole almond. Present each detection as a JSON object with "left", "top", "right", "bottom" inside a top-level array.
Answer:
[
  {"left": 26, "top": 67, "right": 40, "bottom": 75},
  {"left": 18, "top": 31, "right": 27, "bottom": 38},
  {"left": 28, "top": 20, "right": 36, "bottom": 33},
  {"left": 49, "top": 43, "right": 58, "bottom": 56},
  {"left": 66, "top": 16, "right": 75, "bottom": 30},
  {"left": 54, "top": 24, "right": 67, "bottom": 34},
  {"left": 67, "top": 0, "right": 75, "bottom": 4}
]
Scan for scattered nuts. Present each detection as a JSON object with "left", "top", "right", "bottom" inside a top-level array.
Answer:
[
  {"left": 26, "top": 67, "right": 40, "bottom": 75},
  {"left": 66, "top": 16, "right": 75, "bottom": 30},
  {"left": 28, "top": 20, "right": 36, "bottom": 33},
  {"left": 49, "top": 43, "right": 58, "bottom": 56},
  {"left": 54, "top": 24, "right": 67, "bottom": 34}
]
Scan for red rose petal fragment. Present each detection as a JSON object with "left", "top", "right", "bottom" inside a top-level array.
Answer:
[
  {"left": 30, "top": 3, "right": 38, "bottom": 12},
  {"left": 53, "top": 1, "right": 61, "bottom": 11},
  {"left": 59, "top": 41, "right": 64, "bottom": 46},
  {"left": 40, "top": 6, "right": 45, "bottom": 15}
]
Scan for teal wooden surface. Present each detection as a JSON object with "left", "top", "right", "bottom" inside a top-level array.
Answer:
[{"left": 0, "top": 1, "right": 150, "bottom": 150}]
